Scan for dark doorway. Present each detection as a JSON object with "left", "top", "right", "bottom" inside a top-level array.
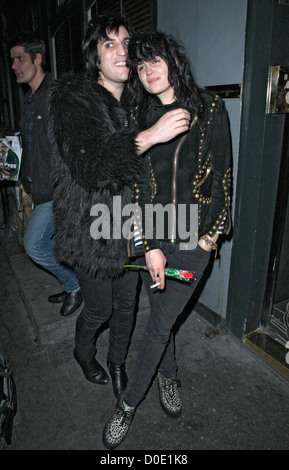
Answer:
[
  {"left": 226, "top": 0, "right": 289, "bottom": 340},
  {"left": 263, "top": 115, "right": 289, "bottom": 346}
]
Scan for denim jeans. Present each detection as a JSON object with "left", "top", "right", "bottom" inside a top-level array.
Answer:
[
  {"left": 75, "top": 265, "right": 139, "bottom": 363},
  {"left": 24, "top": 201, "right": 79, "bottom": 292},
  {"left": 123, "top": 242, "right": 211, "bottom": 408}
]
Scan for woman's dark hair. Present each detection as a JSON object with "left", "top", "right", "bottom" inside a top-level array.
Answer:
[
  {"left": 9, "top": 32, "right": 46, "bottom": 70},
  {"left": 128, "top": 31, "right": 205, "bottom": 126},
  {"left": 82, "top": 14, "right": 134, "bottom": 78}
]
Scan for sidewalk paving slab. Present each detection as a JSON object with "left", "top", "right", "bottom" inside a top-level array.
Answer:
[{"left": 1, "top": 237, "right": 289, "bottom": 451}]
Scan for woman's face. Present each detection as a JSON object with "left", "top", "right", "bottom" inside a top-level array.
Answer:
[{"left": 137, "top": 56, "right": 175, "bottom": 104}]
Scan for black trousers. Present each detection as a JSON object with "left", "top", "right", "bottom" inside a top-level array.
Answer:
[
  {"left": 74, "top": 265, "right": 139, "bottom": 363},
  {"left": 123, "top": 242, "right": 211, "bottom": 408}
]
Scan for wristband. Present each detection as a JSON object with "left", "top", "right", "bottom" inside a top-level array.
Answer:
[{"left": 200, "top": 235, "right": 218, "bottom": 258}]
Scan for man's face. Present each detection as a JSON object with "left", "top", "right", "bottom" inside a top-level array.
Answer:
[
  {"left": 10, "top": 45, "right": 38, "bottom": 86},
  {"left": 97, "top": 26, "right": 130, "bottom": 89}
]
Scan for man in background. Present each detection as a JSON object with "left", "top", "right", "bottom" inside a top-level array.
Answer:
[{"left": 10, "top": 33, "right": 82, "bottom": 317}]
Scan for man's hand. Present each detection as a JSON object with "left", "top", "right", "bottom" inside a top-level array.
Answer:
[
  {"left": 145, "top": 248, "right": 167, "bottom": 290},
  {"left": 136, "top": 108, "right": 191, "bottom": 155}
]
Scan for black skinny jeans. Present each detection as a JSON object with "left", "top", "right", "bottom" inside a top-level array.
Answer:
[
  {"left": 75, "top": 266, "right": 139, "bottom": 364},
  {"left": 123, "top": 242, "right": 211, "bottom": 408}
]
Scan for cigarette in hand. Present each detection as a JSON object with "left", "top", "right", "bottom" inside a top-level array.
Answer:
[{"left": 150, "top": 282, "right": 160, "bottom": 289}]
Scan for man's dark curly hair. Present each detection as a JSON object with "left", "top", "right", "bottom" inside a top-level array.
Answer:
[
  {"left": 82, "top": 13, "right": 134, "bottom": 78},
  {"left": 128, "top": 31, "right": 206, "bottom": 127}
]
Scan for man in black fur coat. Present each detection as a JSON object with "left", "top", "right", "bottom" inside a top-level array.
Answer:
[{"left": 49, "top": 15, "right": 191, "bottom": 398}]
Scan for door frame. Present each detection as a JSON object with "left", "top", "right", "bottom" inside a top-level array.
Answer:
[{"left": 226, "top": 0, "right": 289, "bottom": 338}]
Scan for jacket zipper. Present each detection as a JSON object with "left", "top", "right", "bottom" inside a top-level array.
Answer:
[
  {"left": 195, "top": 166, "right": 211, "bottom": 187},
  {"left": 170, "top": 115, "right": 198, "bottom": 242}
]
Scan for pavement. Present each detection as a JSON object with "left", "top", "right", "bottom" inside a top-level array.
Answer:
[{"left": 1, "top": 232, "right": 289, "bottom": 452}]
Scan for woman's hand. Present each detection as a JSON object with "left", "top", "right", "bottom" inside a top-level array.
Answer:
[
  {"left": 198, "top": 233, "right": 219, "bottom": 252},
  {"left": 145, "top": 249, "right": 167, "bottom": 290}
]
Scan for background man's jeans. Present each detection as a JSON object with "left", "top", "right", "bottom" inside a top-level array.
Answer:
[
  {"left": 24, "top": 201, "right": 79, "bottom": 293},
  {"left": 123, "top": 242, "right": 211, "bottom": 408}
]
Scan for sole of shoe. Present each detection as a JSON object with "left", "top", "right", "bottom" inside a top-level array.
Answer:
[{"left": 159, "top": 398, "right": 182, "bottom": 419}]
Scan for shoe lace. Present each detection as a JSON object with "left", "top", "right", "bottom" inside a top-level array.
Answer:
[
  {"left": 164, "top": 377, "right": 181, "bottom": 390},
  {"left": 116, "top": 404, "right": 134, "bottom": 425},
  {"left": 161, "top": 378, "right": 182, "bottom": 401}
]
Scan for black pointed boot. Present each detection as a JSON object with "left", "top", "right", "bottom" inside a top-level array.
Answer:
[{"left": 107, "top": 359, "right": 128, "bottom": 399}]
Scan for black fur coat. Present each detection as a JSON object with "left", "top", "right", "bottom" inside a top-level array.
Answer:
[{"left": 49, "top": 75, "right": 142, "bottom": 278}]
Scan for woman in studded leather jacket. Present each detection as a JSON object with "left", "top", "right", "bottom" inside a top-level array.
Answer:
[
  {"left": 103, "top": 31, "right": 232, "bottom": 450},
  {"left": 129, "top": 90, "right": 231, "bottom": 256}
]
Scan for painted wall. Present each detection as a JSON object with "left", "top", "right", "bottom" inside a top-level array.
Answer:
[{"left": 157, "top": 0, "right": 248, "bottom": 319}]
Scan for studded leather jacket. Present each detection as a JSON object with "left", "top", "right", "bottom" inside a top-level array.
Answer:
[{"left": 129, "top": 92, "right": 232, "bottom": 257}]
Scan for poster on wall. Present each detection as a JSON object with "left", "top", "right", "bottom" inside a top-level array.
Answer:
[{"left": 0, "top": 135, "right": 22, "bottom": 181}]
